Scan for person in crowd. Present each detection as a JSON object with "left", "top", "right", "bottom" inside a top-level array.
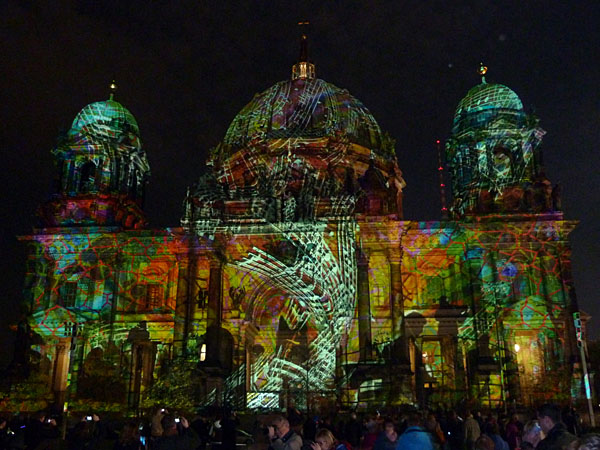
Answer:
[
  {"left": 562, "top": 407, "right": 581, "bottom": 437},
  {"left": 395, "top": 413, "right": 407, "bottom": 436},
  {"left": 151, "top": 408, "right": 166, "bottom": 442},
  {"left": 319, "top": 417, "right": 338, "bottom": 438},
  {"left": 343, "top": 413, "right": 361, "bottom": 449},
  {"left": 424, "top": 412, "right": 444, "bottom": 450},
  {"left": 1, "top": 417, "right": 25, "bottom": 450},
  {"left": 444, "top": 411, "right": 464, "bottom": 450},
  {"left": 474, "top": 411, "right": 485, "bottom": 432},
  {"left": 505, "top": 413, "right": 523, "bottom": 450},
  {"left": 210, "top": 412, "right": 223, "bottom": 445},
  {"left": 190, "top": 414, "right": 211, "bottom": 450},
  {"left": 473, "top": 434, "right": 495, "bottom": 450},
  {"left": 521, "top": 420, "right": 545, "bottom": 449},
  {"left": 67, "top": 414, "right": 105, "bottom": 450},
  {"left": 154, "top": 414, "right": 199, "bottom": 450},
  {"left": 113, "top": 421, "right": 142, "bottom": 450},
  {"left": 575, "top": 433, "right": 600, "bottom": 450},
  {"left": 1, "top": 418, "right": 12, "bottom": 450},
  {"left": 483, "top": 421, "right": 508, "bottom": 450},
  {"left": 268, "top": 416, "right": 302, "bottom": 450},
  {"left": 373, "top": 418, "right": 397, "bottom": 450},
  {"left": 311, "top": 428, "right": 348, "bottom": 450},
  {"left": 464, "top": 411, "right": 481, "bottom": 450},
  {"left": 361, "top": 417, "right": 379, "bottom": 450},
  {"left": 220, "top": 410, "right": 239, "bottom": 450},
  {"left": 395, "top": 412, "right": 433, "bottom": 450},
  {"left": 537, "top": 403, "right": 577, "bottom": 450},
  {"left": 25, "top": 411, "right": 60, "bottom": 450},
  {"left": 4, "top": 416, "right": 26, "bottom": 450},
  {"left": 287, "top": 405, "right": 304, "bottom": 437},
  {"left": 304, "top": 417, "right": 319, "bottom": 444}
]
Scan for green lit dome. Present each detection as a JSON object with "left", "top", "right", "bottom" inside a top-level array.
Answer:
[
  {"left": 453, "top": 82, "right": 523, "bottom": 129},
  {"left": 455, "top": 83, "right": 523, "bottom": 115},
  {"left": 217, "top": 77, "right": 387, "bottom": 160},
  {"left": 69, "top": 99, "right": 141, "bottom": 148}
]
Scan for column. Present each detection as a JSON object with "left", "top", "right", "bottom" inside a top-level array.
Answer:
[
  {"left": 174, "top": 251, "right": 191, "bottom": 355},
  {"left": 389, "top": 250, "right": 403, "bottom": 338},
  {"left": 357, "top": 250, "right": 371, "bottom": 361},
  {"left": 207, "top": 260, "right": 223, "bottom": 328}
]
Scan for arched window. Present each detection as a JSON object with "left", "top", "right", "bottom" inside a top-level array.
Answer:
[
  {"left": 78, "top": 161, "right": 97, "bottom": 192},
  {"left": 199, "top": 326, "right": 234, "bottom": 373},
  {"left": 493, "top": 146, "right": 513, "bottom": 180}
]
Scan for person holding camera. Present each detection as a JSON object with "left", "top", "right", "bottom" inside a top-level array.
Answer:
[
  {"left": 1, "top": 416, "right": 26, "bottom": 450},
  {"left": 25, "top": 411, "right": 60, "bottom": 450},
  {"left": 151, "top": 408, "right": 167, "bottom": 441},
  {"left": 268, "top": 416, "right": 302, "bottom": 450},
  {"left": 67, "top": 414, "right": 104, "bottom": 450},
  {"left": 113, "top": 422, "right": 143, "bottom": 450},
  {"left": 154, "top": 414, "right": 199, "bottom": 450},
  {"left": 520, "top": 420, "right": 544, "bottom": 450}
]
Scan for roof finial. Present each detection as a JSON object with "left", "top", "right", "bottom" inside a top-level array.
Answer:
[
  {"left": 292, "top": 21, "right": 316, "bottom": 80},
  {"left": 478, "top": 63, "right": 488, "bottom": 84},
  {"left": 109, "top": 79, "right": 118, "bottom": 100}
]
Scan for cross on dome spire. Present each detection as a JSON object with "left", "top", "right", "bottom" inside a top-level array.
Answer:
[
  {"left": 109, "top": 79, "right": 118, "bottom": 100},
  {"left": 292, "top": 21, "right": 316, "bottom": 80},
  {"left": 478, "top": 63, "right": 488, "bottom": 84}
]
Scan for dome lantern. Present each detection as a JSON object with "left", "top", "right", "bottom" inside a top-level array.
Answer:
[
  {"left": 291, "top": 22, "right": 315, "bottom": 80},
  {"left": 108, "top": 79, "right": 118, "bottom": 100}
]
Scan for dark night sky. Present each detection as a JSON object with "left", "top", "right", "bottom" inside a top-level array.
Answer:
[{"left": 1, "top": 1, "right": 599, "bottom": 366}]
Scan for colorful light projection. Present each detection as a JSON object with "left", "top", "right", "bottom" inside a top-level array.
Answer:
[
  {"left": 40, "top": 97, "right": 149, "bottom": 229},
  {"left": 25, "top": 233, "right": 179, "bottom": 324},
  {"left": 177, "top": 71, "right": 577, "bottom": 409},
  {"left": 400, "top": 217, "right": 577, "bottom": 406},
  {"left": 17, "top": 228, "right": 193, "bottom": 409},
  {"left": 178, "top": 207, "right": 576, "bottom": 409},
  {"left": 446, "top": 80, "right": 551, "bottom": 217},
  {"left": 21, "top": 231, "right": 181, "bottom": 376},
  {"left": 14, "top": 58, "right": 583, "bottom": 412},
  {"left": 239, "top": 220, "right": 356, "bottom": 393},
  {"left": 184, "top": 216, "right": 359, "bottom": 409},
  {"left": 216, "top": 77, "right": 391, "bottom": 160},
  {"left": 180, "top": 68, "right": 405, "bottom": 408}
]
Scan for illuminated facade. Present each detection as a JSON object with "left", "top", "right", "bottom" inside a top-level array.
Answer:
[{"left": 11, "top": 53, "right": 588, "bottom": 412}]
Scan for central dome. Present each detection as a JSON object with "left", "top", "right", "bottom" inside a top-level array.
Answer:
[
  {"left": 185, "top": 45, "right": 406, "bottom": 224},
  {"left": 216, "top": 77, "right": 388, "bottom": 160}
]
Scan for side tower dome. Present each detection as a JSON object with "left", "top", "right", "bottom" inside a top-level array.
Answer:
[
  {"left": 39, "top": 85, "right": 150, "bottom": 229},
  {"left": 445, "top": 67, "right": 557, "bottom": 218},
  {"left": 452, "top": 82, "right": 524, "bottom": 133},
  {"left": 69, "top": 98, "right": 141, "bottom": 147}
]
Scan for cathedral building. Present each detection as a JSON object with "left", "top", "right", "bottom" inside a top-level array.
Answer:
[{"left": 10, "top": 42, "right": 589, "bottom": 413}]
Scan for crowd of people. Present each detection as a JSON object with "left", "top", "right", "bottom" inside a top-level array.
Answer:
[
  {"left": 279, "top": 404, "right": 597, "bottom": 450},
  {"left": 0, "top": 402, "right": 598, "bottom": 450}
]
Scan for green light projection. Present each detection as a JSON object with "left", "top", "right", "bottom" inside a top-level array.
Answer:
[
  {"left": 40, "top": 98, "right": 150, "bottom": 229},
  {"left": 446, "top": 81, "right": 552, "bottom": 217}
]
